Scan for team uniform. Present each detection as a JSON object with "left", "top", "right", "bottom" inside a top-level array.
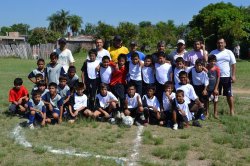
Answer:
[
  {"left": 173, "top": 67, "right": 192, "bottom": 85},
  {"left": 210, "top": 49, "right": 236, "bottom": 96},
  {"left": 27, "top": 99, "right": 46, "bottom": 125},
  {"left": 99, "top": 64, "right": 113, "bottom": 85},
  {"left": 46, "top": 63, "right": 65, "bottom": 85},
  {"left": 142, "top": 95, "right": 160, "bottom": 124},
  {"left": 42, "top": 92, "right": 63, "bottom": 117},
  {"left": 125, "top": 93, "right": 142, "bottom": 118},
  {"left": 142, "top": 66, "right": 155, "bottom": 95},
  {"left": 28, "top": 68, "right": 46, "bottom": 80},
  {"left": 127, "top": 61, "right": 143, "bottom": 96},
  {"left": 54, "top": 48, "right": 75, "bottom": 72},
  {"left": 66, "top": 74, "right": 79, "bottom": 88},
  {"left": 86, "top": 49, "right": 111, "bottom": 63},
  {"left": 95, "top": 91, "right": 118, "bottom": 116},
  {"left": 172, "top": 98, "right": 193, "bottom": 124},
  {"left": 161, "top": 92, "right": 176, "bottom": 121},
  {"left": 69, "top": 92, "right": 88, "bottom": 119}
]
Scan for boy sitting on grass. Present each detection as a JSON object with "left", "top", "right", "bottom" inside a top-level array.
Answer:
[
  {"left": 9, "top": 78, "right": 29, "bottom": 114},
  {"left": 124, "top": 84, "right": 145, "bottom": 126},
  {"left": 172, "top": 90, "right": 193, "bottom": 130},
  {"left": 27, "top": 90, "right": 46, "bottom": 129},
  {"left": 93, "top": 83, "right": 118, "bottom": 121},
  {"left": 68, "top": 82, "right": 90, "bottom": 122},
  {"left": 42, "top": 82, "right": 63, "bottom": 124}
]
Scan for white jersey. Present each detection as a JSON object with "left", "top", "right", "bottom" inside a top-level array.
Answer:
[
  {"left": 97, "top": 49, "right": 111, "bottom": 63},
  {"left": 162, "top": 92, "right": 176, "bottom": 111},
  {"left": 87, "top": 60, "right": 99, "bottom": 79},
  {"left": 173, "top": 67, "right": 192, "bottom": 84},
  {"left": 175, "top": 83, "right": 198, "bottom": 104},
  {"left": 155, "top": 63, "right": 172, "bottom": 84},
  {"left": 74, "top": 94, "right": 87, "bottom": 110},
  {"left": 210, "top": 49, "right": 236, "bottom": 77},
  {"left": 174, "top": 99, "right": 192, "bottom": 121},
  {"left": 129, "top": 61, "right": 142, "bottom": 81},
  {"left": 100, "top": 66, "right": 112, "bottom": 84},
  {"left": 142, "top": 66, "right": 155, "bottom": 84},
  {"left": 142, "top": 95, "right": 160, "bottom": 112},
  {"left": 126, "top": 93, "right": 142, "bottom": 109},
  {"left": 54, "top": 48, "right": 75, "bottom": 72},
  {"left": 96, "top": 91, "right": 118, "bottom": 108},
  {"left": 190, "top": 68, "right": 209, "bottom": 86}
]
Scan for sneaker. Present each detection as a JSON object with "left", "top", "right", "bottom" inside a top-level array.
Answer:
[
  {"left": 200, "top": 114, "right": 206, "bottom": 121},
  {"left": 192, "top": 120, "right": 202, "bottom": 127},
  {"left": 209, "top": 95, "right": 214, "bottom": 102},
  {"left": 173, "top": 123, "right": 178, "bottom": 130},
  {"left": 28, "top": 123, "right": 34, "bottom": 130},
  {"left": 109, "top": 118, "right": 116, "bottom": 125}
]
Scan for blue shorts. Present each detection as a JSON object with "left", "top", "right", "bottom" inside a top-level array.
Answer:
[{"left": 219, "top": 77, "right": 233, "bottom": 97}]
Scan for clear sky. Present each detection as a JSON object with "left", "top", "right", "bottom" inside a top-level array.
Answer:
[{"left": 0, "top": 0, "right": 249, "bottom": 29}]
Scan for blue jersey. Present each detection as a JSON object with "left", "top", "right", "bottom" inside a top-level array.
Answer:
[
  {"left": 28, "top": 68, "right": 46, "bottom": 79},
  {"left": 28, "top": 99, "right": 46, "bottom": 113}
]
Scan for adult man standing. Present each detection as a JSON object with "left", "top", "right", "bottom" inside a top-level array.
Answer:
[
  {"left": 210, "top": 38, "right": 236, "bottom": 116},
  {"left": 108, "top": 35, "right": 129, "bottom": 63},
  {"left": 54, "top": 38, "right": 75, "bottom": 73},
  {"left": 168, "top": 39, "right": 187, "bottom": 64},
  {"left": 126, "top": 41, "right": 145, "bottom": 61}
]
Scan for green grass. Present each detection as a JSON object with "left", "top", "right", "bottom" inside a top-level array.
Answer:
[{"left": 0, "top": 56, "right": 250, "bottom": 165}]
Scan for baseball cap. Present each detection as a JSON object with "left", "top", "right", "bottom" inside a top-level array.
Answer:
[
  {"left": 177, "top": 39, "right": 185, "bottom": 45},
  {"left": 113, "top": 35, "right": 122, "bottom": 41},
  {"left": 130, "top": 41, "right": 137, "bottom": 45},
  {"left": 58, "top": 38, "right": 67, "bottom": 44}
]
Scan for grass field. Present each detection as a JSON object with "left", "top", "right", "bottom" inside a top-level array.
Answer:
[{"left": 0, "top": 52, "right": 250, "bottom": 166}]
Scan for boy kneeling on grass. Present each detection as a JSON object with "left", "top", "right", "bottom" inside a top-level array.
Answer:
[
  {"left": 68, "top": 82, "right": 90, "bottom": 123},
  {"left": 27, "top": 90, "right": 46, "bottom": 129},
  {"left": 9, "top": 78, "right": 29, "bottom": 115},
  {"left": 93, "top": 83, "right": 118, "bottom": 122},
  {"left": 172, "top": 90, "right": 193, "bottom": 130},
  {"left": 42, "top": 82, "right": 63, "bottom": 124}
]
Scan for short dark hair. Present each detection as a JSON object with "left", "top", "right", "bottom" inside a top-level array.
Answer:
[
  {"left": 157, "top": 51, "right": 166, "bottom": 58},
  {"left": 127, "top": 83, "right": 135, "bottom": 89},
  {"left": 88, "top": 49, "right": 97, "bottom": 56},
  {"left": 35, "top": 73, "right": 44, "bottom": 79},
  {"left": 131, "top": 52, "right": 139, "bottom": 59},
  {"left": 76, "top": 82, "right": 85, "bottom": 90},
  {"left": 48, "top": 82, "right": 57, "bottom": 89},
  {"left": 100, "top": 83, "right": 108, "bottom": 89},
  {"left": 37, "top": 58, "right": 45, "bottom": 64},
  {"left": 179, "top": 71, "right": 188, "bottom": 78},
  {"left": 59, "top": 76, "right": 67, "bottom": 81},
  {"left": 68, "top": 66, "right": 76, "bottom": 73},
  {"left": 146, "top": 85, "right": 156, "bottom": 92},
  {"left": 102, "top": 55, "right": 110, "bottom": 62},
  {"left": 32, "top": 90, "right": 41, "bottom": 97},
  {"left": 208, "top": 54, "right": 217, "bottom": 62},
  {"left": 195, "top": 59, "right": 205, "bottom": 66},
  {"left": 14, "top": 78, "right": 23, "bottom": 86},
  {"left": 144, "top": 55, "right": 152, "bottom": 61},
  {"left": 163, "top": 81, "right": 173, "bottom": 89},
  {"left": 50, "top": 52, "right": 59, "bottom": 59},
  {"left": 37, "top": 80, "right": 47, "bottom": 87},
  {"left": 118, "top": 54, "right": 127, "bottom": 61},
  {"left": 175, "top": 57, "right": 185, "bottom": 64},
  {"left": 176, "top": 89, "right": 184, "bottom": 96}
]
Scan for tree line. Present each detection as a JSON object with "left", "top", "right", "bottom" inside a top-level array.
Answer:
[{"left": 1, "top": 2, "right": 250, "bottom": 58}]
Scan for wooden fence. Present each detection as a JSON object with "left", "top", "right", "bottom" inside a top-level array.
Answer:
[{"left": 0, "top": 43, "right": 81, "bottom": 59}]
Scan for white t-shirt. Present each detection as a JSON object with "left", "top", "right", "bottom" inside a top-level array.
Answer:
[
  {"left": 100, "top": 66, "right": 112, "bottom": 84},
  {"left": 210, "top": 49, "right": 236, "bottom": 77},
  {"left": 54, "top": 48, "right": 75, "bottom": 72},
  {"left": 175, "top": 83, "right": 198, "bottom": 104},
  {"left": 174, "top": 99, "right": 192, "bottom": 121},
  {"left": 126, "top": 93, "right": 141, "bottom": 109},
  {"left": 184, "top": 50, "right": 207, "bottom": 66},
  {"left": 162, "top": 92, "right": 176, "bottom": 111},
  {"left": 173, "top": 67, "right": 192, "bottom": 84},
  {"left": 96, "top": 91, "right": 118, "bottom": 108},
  {"left": 155, "top": 63, "right": 172, "bottom": 84},
  {"left": 129, "top": 61, "right": 143, "bottom": 81},
  {"left": 190, "top": 68, "right": 209, "bottom": 86},
  {"left": 87, "top": 60, "right": 99, "bottom": 79},
  {"left": 97, "top": 49, "right": 111, "bottom": 63},
  {"left": 169, "top": 50, "right": 187, "bottom": 64},
  {"left": 74, "top": 94, "right": 87, "bottom": 110},
  {"left": 142, "top": 66, "right": 155, "bottom": 84},
  {"left": 142, "top": 95, "right": 160, "bottom": 112}
]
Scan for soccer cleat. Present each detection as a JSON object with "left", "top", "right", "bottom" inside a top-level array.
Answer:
[
  {"left": 173, "top": 123, "right": 178, "bottom": 130},
  {"left": 28, "top": 124, "right": 35, "bottom": 130}
]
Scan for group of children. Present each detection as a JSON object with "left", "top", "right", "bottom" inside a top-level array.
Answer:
[{"left": 8, "top": 48, "right": 220, "bottom": 130}]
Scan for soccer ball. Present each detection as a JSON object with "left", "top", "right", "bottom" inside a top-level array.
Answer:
[{"left": 122, "top": 116, "right": 134, "bottom": 127}]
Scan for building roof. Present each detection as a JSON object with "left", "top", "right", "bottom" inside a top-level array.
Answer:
[{"left": 0, "top": 36, "right": 25, "bottom": 41}]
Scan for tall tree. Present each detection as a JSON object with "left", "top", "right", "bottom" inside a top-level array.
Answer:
[
  {"left": 95, "top": 21, "right": 116, "bottom": 42},
  {"left": 11, "top": 23, "right": 30, "bottom": 35},
  {"left": 117, "top": 22, "right": 138, "bottom": 46},
  {"left": 69, "top": 15, "right": 83, "bottom": 36},
  {"left": 47, "top": 9, "right": 70, "bottom": 35},
  {"left": 81, "top": 23, "right": 97, "bottom": 35}
]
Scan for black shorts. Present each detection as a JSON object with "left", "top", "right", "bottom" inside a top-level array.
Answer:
[
  {"left": 193, "top": 85, "right": 208, "bottom": 102},
  {"left": 128, "top": 107, "right": 138, "bottom": 118},
  {"left": 219, "top": 77, "right": 232, "bottom": 97}
]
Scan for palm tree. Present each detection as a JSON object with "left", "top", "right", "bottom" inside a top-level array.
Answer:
[
  {"left": 69, "top": 15, "right": 83, "bottom": 36},
  {"left": 47, "top": 9, "right": 70, "bottom": 35}
]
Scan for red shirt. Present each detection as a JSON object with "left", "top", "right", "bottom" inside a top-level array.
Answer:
[
  {"left": 109, "top": 61, "right": 127, "bottom": 86},
  {"left": 9, "top": 85, "right": 29, "bottom": 102}
]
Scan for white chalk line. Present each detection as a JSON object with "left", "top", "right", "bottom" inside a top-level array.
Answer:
[
  {"left": 11, "top": 125, "right": 127, "bottom": 165},
  {"left": 128, "top": 126, "right": 144, "bottom": 166}
]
